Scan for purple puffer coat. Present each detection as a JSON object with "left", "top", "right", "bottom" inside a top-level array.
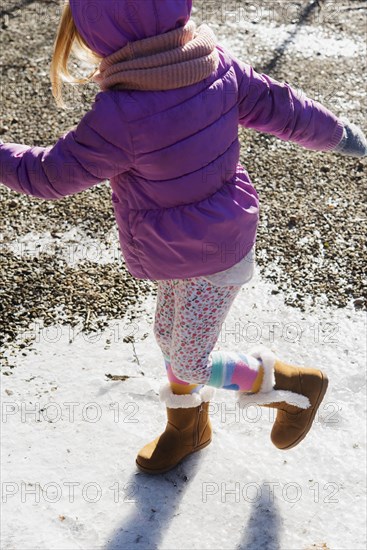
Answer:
[{"left": 0, "top": 0, "right": 344, "bottom": 280}]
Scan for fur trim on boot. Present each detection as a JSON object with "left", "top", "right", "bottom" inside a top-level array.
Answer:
[
  {"left": 159, "top": 383, "right": 216, "bottom": 408},
  {"left": 237, "top": 346, "right": 311, "bottom": 409}
]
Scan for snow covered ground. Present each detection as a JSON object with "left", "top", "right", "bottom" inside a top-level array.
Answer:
[
  {"left": 1, "top": 269, "right": 366, "bottom": 550},
  {"left": 210, "top": 16, "right": 367, "bottom": 114}
]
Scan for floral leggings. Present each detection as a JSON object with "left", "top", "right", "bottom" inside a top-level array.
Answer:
[{"left": 153, "top": 276, "right": 244, "bottom": 385}]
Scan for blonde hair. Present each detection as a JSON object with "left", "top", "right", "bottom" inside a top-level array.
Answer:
[{"left": 50, "top": 2, "right": 102, "bottom": 108}]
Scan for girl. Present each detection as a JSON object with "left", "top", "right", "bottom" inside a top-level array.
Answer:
[{"left": 1, "top": 0, "right": 366, "bottom": 475}]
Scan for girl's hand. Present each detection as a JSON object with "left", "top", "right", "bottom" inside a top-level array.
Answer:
[{"left": 333, "top": 118, "right": 367, "bottom": 157}]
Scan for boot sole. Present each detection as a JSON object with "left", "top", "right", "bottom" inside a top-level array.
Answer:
[
  {"left": 277, "top": 372, "right": 329, "bottom": 450},
  {"left": 135, "top": 438, "right": 212, "bottom": 475}
]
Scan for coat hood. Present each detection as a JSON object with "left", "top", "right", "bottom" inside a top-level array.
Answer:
[{"left": 69, "top": 0, "right": 193, "bottom": 57}]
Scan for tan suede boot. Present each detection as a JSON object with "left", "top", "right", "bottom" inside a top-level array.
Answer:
[
  {"left": 136, "top": 384, "right": 215, "bottom": 474},
  {"left": 237, "top": 347, "right": 328, "bottom": 450}
]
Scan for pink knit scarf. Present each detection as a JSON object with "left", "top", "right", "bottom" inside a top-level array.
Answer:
[{"left": 93, "top": 20, "right": 219, "bottom": 91}]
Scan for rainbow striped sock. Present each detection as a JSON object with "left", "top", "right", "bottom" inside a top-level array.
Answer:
[{"left": 208, "top": 351, "right": 263, "bottom": 391}]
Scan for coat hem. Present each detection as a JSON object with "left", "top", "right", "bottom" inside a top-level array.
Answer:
[{"left": 131, "top": 239, "right": 257, "bottom": 281}]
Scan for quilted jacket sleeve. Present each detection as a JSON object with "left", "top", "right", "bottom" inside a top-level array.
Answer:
[
  {"left": 229, "top": 50, "right": 344, "bottom": 151},
  {"left": 0, "top": 91, "right": 133, "bottom": 200}
]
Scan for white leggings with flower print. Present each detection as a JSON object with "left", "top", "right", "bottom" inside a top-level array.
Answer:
[{"left": 154, "top": 276, "right": 244, "bottom": 385}]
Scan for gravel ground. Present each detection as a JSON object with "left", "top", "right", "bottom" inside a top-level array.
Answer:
[{"left": 0, "top": 0, "right": 366, "bottom": 360}]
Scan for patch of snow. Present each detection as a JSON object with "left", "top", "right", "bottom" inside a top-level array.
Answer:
[
  {"left": 257, "top": 23, "right": 364, "bottom": 58},
  {"left": 1, "top": 270, "right": 366, "bottom": 549},
  {"left": 212, "top": 21, "right": 365, "bottom": 61}
]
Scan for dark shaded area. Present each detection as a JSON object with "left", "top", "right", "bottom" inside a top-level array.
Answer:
[
  {"left": 261, "top": 0, "right": 323, "bottom": 75},
  {"left": 105, "top": 457, "right": 202, "bottom": 549},
  {"left": 0, "top": 0, "right": 37, "bottom": 18},
  {"left": 237, "top": 491, "right": 281, "bottom": 550},
  {"left": 0, "top": 64, "right": 27, "bottom": 69}
]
